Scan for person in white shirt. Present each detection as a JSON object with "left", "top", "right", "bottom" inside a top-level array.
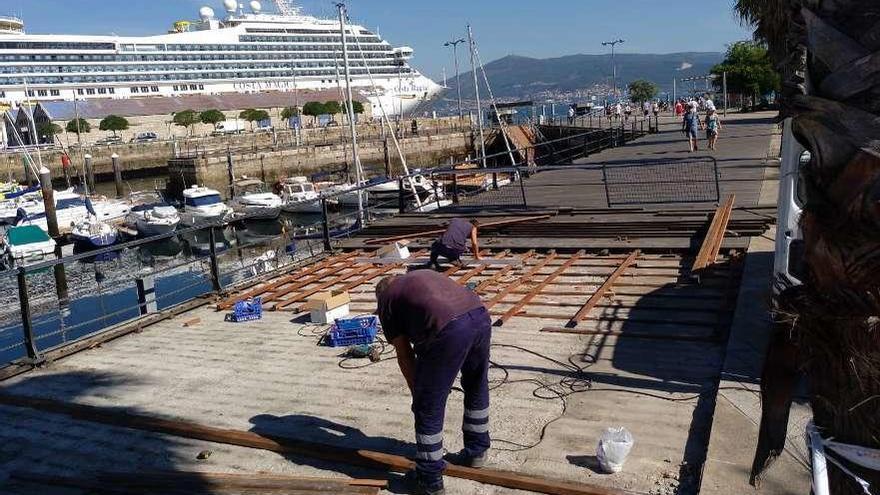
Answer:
[
  {"left": 704, "top": 95, "right": 716, "bottom": 112},
  {"left": 614, "top": 103, "right": 622, "bottom": 120}
]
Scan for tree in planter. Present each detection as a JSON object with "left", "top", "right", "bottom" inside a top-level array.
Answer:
[
  {"left": 239, "top": 108, "right": 270, "bottom": 131},
  {"left": 710, "top": 41, "right": 780, "bottom": 110},
  {"left": 734, "top": 2, "right": 880, "bottom": 494},
  {"left": 281, "top": 107, "right": 299, "bottom": 128},
  {"left": 98, "top": 115, "right": 129, "bottom": 138},
  {"left": 302, "top": 101, "right": 325, "bottom": 126},
  {"left": 627, "top": 79, "right": 658, "bottom": 104},
  {"left": 172, "top": 109, "right": 200, "bottom": 136},
  {"left": 65, "top": 118, "right": 91, "bottom": 135},
  {"left": 342, "top": 100, "right": 365, "bottom": 123},
  {"left": 199, "top": 109, "right": 226, "bottom": 130},
  {"left": 36, "top": 122, "right": 62, "bottom": 144},
  {"left": 323, "top": 101, "right": 342, "bottom": 123}
]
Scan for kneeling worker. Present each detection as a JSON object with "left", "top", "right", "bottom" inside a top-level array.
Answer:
[
  {"left": 430, "top": 218, "right": 482, "bottom": 270},
  {"left": 375, "top": 270, "right": 491, "bottom": 495}
]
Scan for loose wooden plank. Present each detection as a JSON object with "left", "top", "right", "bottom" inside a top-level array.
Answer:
[
  {"left": 457, "top": 250, "right": 511, "bottom": 285},
  {"left": 0, "top": 395, "right": 633, "bottom": 495},
  {"left": 363, "top": 215, "right": 552, "bottom": 245},
  {"left": 11, "top": 471, "right": 383, "bottom": 494},
  {"left": 692, "top": 195, "right": 735, "bottom": 272},
  {"left": 564, "top": 251, "right": 640, "bottom": 328},
  {"left": 494, "top": 251, "right": 584, "bottom": 326}
]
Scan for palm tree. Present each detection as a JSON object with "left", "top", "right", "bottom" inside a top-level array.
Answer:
[{"left": 739, "top": 2, "right": 880, "bottom": 494}]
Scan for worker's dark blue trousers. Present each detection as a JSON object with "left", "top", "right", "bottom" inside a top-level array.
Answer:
[
  {"left": 412, "top": 306, "right": 492, "bottom": 481},
  {"left": 430, "top": 241, "right": 463, "bottom": 267}
]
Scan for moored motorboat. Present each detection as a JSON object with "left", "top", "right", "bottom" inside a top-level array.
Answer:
[
  {"left": 279, "top": 177, "right": 325, "bottom": 213},
  {"left": 125, "top": 191, "right": 180, "bottom": 237},
  {"left": 232, "top": 178, "right": 282, "bottom": 219},
  {"left": 180, "top": 186, "right": 231, "bottom": 226},
  {"left": 70, "top": 217, "right": 118, "bottom": 247},
  {"left": 1, "top": 224, "right": 56, "bottom": 263}
]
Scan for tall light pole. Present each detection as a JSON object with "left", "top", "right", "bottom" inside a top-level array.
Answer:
[
  {"left": 444, "top": 38, "right": 466, "bottom": 120},
  {"left": 602, "top": 39, "right": 625, "bottom": 98}
]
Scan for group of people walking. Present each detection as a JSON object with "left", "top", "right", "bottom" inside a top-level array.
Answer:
[{"left": 676, "top": 95, "right": 723, "bottom": 152}]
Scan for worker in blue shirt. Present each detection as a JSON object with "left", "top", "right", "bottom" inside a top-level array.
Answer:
[
  {"left": 429, "top": 218, "right": 482, "bottom": 270},
  {"left": 375, "top": 270, "right": 492, "bottom": 495}
]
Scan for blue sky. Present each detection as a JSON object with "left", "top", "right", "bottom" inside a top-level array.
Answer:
[{"left": 1, "top": 0, "right": 752, "bottom": 79}]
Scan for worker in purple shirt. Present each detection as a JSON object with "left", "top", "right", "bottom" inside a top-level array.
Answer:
[
  {"left": 429, "top": 218, "right": 482, "bottom": 270},
  {"left": 375, "top": 270, "right": 492, "bottom": 495}
]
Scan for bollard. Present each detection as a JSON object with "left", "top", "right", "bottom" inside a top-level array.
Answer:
[
  {"left": 111, "top": 153, "right": 123, "bottom": 198},
  {"left": 383, "top": 137, "right": 391, "bottom": 177},
  {"left": 17, "top": 268, "right": 41, "bottom": 362},
  {"left": 83, "top": 154, "right": 95, "bottom": 194},
  {"left": 136, "top": 275, "right": 157, "bottom": 315},
  {"left": 208, "top": 227, "right": 222, "bottom": 293},
  {"left": 226, "top": 150, "right": 235, "bottom": 199},
  {"left": 321, "top": 198, "right": 332, "bottom": 252},
  {"left": 398, "top": 178, "right": 406, "bottom": 214},
  {"left": 39, "top": 167, "right": 69, "bottom": 305}
]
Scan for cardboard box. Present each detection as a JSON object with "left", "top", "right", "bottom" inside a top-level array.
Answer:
[
  {"left": 305, "top": 290, "right": 351, "bottom": 324},
  {"left": 377, "top": 240, "right": 411, "bottom": 260}
]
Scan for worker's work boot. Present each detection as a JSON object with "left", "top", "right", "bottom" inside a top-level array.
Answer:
[
  {"left": 408, "top": 471, "right": 445, "bottom": 495},
  {"left": 445, "top": 449, "right": 488, "bottom": 468}
]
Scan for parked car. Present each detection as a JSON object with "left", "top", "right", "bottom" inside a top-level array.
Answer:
[
  {"left": 324, "top": 121, "right": 339, "bottom": 128},
  {"left": 95, "top": 135, "right": 123, "bottom": 145},
  {"left": 131, "top": 132, "right": 158, "bottom": 143}
]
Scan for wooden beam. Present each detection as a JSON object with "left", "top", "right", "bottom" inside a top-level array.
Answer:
[
  {"left": 217, "top": 252, "right": 359, "bottom": 310},
  {"left": 0, "top": 394, "right": 634, "bottom": 495},
  {"left": 494, "top": 251, "right": 584, "bottom": 326},
  {"left": 539, "top": 327, "right": 720, "bottom": 343},
  {"left": 692, "top": 195, "right": 735, "bottom": 272},
  {"left": 272, "top": 264, "right": 375, "bottom": 311},
  {"left": 474, "top": 250, "right": 535, "bottom": 294},
  {"left": 363, "top": 215, "right": 552, "bottom": 245},
  {"left": 457, "top": 250, "right": 511, "bottom": 285},
  {"left": 261, "top": 260, "right": 361, "bottom": 305},
  {"left": 12, "top": 471, "right": 384, "bottom": 494},
  {"left": 564, "top": 250, "right": 640, "bottom": 328},
  {"left": 485, "top": 251, "right": 558, "bottom": 310}
]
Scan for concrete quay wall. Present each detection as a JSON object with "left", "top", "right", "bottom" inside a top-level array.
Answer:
[{"left": 1, "top": 117, "right": 471, "bottom": 183}]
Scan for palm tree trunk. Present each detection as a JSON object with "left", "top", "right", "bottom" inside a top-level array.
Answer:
[{"left": 751, "top": 2, "right": 880, "bottom": 494}]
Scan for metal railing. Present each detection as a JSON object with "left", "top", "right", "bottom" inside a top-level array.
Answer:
[{"left": 0, "top": 110, "right": 658, "bottom": 370}]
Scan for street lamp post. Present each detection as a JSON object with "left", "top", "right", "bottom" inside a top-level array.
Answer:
[
  {"left": 444, "top": 38, "right": 466, "bottom": 120},
  {"left": 601, "top": 39, "right": 625, "bottom": 98}
]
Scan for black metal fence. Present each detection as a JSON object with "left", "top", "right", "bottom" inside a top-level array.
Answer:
[
  {"left": 602, "top": 157, "right": 720, "bottom": 206},
  {"left": 0, "top": 114, "right": 663, "bottom": 372}
]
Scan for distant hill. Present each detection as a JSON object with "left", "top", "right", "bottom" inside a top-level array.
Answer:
[{"left": 442, "top": 52, "right": 724, "bottom": 100}]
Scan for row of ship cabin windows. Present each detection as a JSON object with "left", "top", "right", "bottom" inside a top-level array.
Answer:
[
  {"left": 0, "top": 49, "right": 391, "bottom": 63},
  {"left": 0, "top": 60, "right": 407, "bottom": 74},
  {"left": 5, "top": 68, "right": 407, "bottom": 85}
]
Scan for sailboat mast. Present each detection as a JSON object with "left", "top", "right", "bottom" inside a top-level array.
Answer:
[
  {"left": 468, "top": 25, "right": 487, "bottom": 168},
  {"left": 337, "top": 2, "right": 363, "bottom": 221}
]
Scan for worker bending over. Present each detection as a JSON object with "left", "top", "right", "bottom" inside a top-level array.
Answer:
[
  {"left": 429, "top": 218, "right": 482, "bottom": 270},
  {"left": 375, "top": 270, "right": 492, "bottom": 495}
]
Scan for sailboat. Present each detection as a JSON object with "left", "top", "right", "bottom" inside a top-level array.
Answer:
[{"left": 70, "top": 198, "right": 118, "bottom": 247}]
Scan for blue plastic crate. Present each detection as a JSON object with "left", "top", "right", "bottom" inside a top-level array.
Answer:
[
  {"left": 227, "top": 297, "right": 263, "bottom": 322},
  {"left": 326, "top": 316, "right": 379, "bottom": 347}
]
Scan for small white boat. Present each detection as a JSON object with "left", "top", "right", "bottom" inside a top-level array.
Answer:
[
  {"left": 70, "top": 217, "right": 118, "bottom": 247},
  {"left": 232, "top": 178, "right": 282, "bottom": 219},
  {"left": 126, "top": 191, "right": 180, "bottom": 237},
  {"left": 13, "top": 190, "right": 88, "bottom": 232},
  {"left": 1, "top": 224, "right": 56, "bottom": 262},
  {"left": 280, "top": 177, "right": 325, "bottom": 213},
  {"left": 88, "top": 197, "right": 132, "bottom": 224},
  {"left": 180, "top": 186, "right": 231, "bottom": 226}
]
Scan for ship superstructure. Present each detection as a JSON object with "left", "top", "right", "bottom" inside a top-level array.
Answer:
[{"left": 0, "top": 0, "right": 441, "bottom": 115}]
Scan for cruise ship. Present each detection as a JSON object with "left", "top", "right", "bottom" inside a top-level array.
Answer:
[{"left": 0, "top": 0, "right": 442, "bottom": 115}]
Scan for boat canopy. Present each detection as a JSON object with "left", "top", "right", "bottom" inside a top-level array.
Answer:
[{"left": 6, "top": 225, "right": 50, "bottom": 245}]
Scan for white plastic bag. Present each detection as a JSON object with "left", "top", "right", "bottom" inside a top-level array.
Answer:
[{"left": 597, "top": 427, "right": 634, "bottom": 473}]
